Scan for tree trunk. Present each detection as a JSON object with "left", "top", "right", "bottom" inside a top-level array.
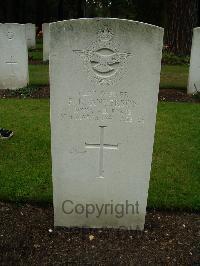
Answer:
[
  {"left": 5, "top": 0, "right": 13, "bottom": 22},
  {"left": 58, "top": 0, "right": 64, "bottom": 20},
  {"left": 77, "top": 0, "right": 86, "bottom": 18},
  {"left": 0, "top": 1, "right": 7, "bottom": 22},
  {"left": 35, "top": 0, "right": 45, "bottom": 30},
  {"left": 165, "top": 0, "right": 199, "bottom": 56},
  {"left": 110, "top": 0, "right": 120, "bottom": 17}
]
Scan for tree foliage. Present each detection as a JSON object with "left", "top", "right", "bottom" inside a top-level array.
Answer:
[
  {"left": 0, "top": 0, "right": 199, "bottom": 55},
  {"left": 165, "top": 0, "right": 199, "bottom": 55}
]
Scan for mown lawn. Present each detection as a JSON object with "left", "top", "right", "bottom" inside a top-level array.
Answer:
[
  {"left": 28, "top": 39, "right": 189, "bottom": 89},
  {"left": 28, "top": 40, "right": 189, "bottom": 89},
  {"left": 0, "top": 100, "right": 51, "bottom": 202},
  {"left": 0, "top": 100, "right": 200, "bottom": 210},
  {"left": 149, "top": 102, "right": 200, "bottom": 210},
  {"left": 29, "top": 64, "right": 49, "bottom": 86},
  {"left": 28, "top": 63, "right": 189, "bottom": 89},
  {"left": 28, "top": 38, "right": 43, "bottom": 61},
  {"left": 160, "top": 65, "right": 189, "bottom": 89}
]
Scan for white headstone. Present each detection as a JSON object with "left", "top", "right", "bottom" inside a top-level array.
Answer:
[
  {"left": 25, "top": 23, "right": 36, "bottom": 49},
  {"left": 0, "top": 23, "right": 29, "bottom": 90},
  {"left": 188, "top": 27, "right": 200, "bottom": 94},
  {"left": 50, "top": 19, "right": 163, "bottom": 230},
  {"left": 42, "top": 23, "right": 50, "bottom": 61}
]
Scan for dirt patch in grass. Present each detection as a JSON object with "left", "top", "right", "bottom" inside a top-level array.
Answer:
[
  {"left": 0, "top": 87, "right": 50, "bottom": 99},
  {"left": 0, "top": 202, "right": 199, "bottom": 265},
  {"left": 159, "top": 88, "right": 200, "bottom": 103},
  {"left": 0, "top": 87, "right": 200, "bottom": 103},
  {"left": 29, "top": 59, "right": 48, "bottom": 65}
]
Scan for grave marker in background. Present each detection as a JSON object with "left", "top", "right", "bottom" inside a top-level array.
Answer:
[
  {"left": 42, "top": 23, "right": 50, "bottom": 61},
  {"left": 50, "top": 19, "right": 163, "bottom": 230},
  {"left": 188, "top": 27, "right": 200, "bottom": 94},
  {"left": 25, "top": 23, "right": 36, "bottom": 49},
  {"left": 0, "top": 23, "right": 29, "bottom": 90}
]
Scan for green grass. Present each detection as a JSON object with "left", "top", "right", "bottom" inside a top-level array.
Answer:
[
  {"left": 0, "top": 99, "right": 51, "bottom": 202},
  {"left": 0, "top": 100, "right": 200, "bottom": 210},
  {"left": 160, "top": 65, "right": 189, "bottom": 89},
  {"left": 27, "top": 39, "right": 189, "bottom": 89},
  {"left": 29, "top": 50, "right": 43, "bottom": 61},
  {"left": 149, "top": 102, "right": 200, "bottom": 210},
  {"left": 29, "top": 64, "right": 49, "bottom": 86},
  {"left": 27, "top": 38, "right": 49, "bottom": 86},
  {"left": 27, "top": 63, "right": 189, "bottom": 89},
  {"left": 28, "top": 38, "right": 43, "bottom": 61}
]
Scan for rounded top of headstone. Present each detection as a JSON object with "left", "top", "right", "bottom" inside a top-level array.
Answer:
[
  {"left": 0, "top": 23, "right": 23, "bottom": 26},
  {"left": 193, "top": 27, "right": 200, "bottom": 33},
  {"left": 50, "top": 18, "right": 163, "bottom": 33},
  {"left": 0, "top": 23, "right": 26, "bottom": 31}
]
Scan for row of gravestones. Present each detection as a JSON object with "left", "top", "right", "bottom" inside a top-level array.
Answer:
[
  {"left": 26, "top": 23, "right": 50, "bottom": 61},
  {"left": 0, "top": 23, "right": 50, "bottom": 90},
  {"left": 25, "top": 23, "right": 36, "bottom": 49},
  {"left": 0, "top": 22, "right": 200, "bottom": 95},
  {"left": 0, "top": 19, "right": 199, "bottom": 230},
  {"left": 25, "top": 22, "right": 50, "bottom": 61}
]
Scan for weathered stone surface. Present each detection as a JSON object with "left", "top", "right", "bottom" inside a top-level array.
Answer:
[
  {"left": 25, "top": 23, "right": 36, "bottom": 49},
  {"left": 42, "top": 23, "right": 50, "bottom": 61},
  {"left": 50, "top": 19, "right": 163, "bottom": 230},
  {"left": 0, "top": 23, "right": 29, "bottom": 90},
  {"left": 188, "top": 27, "right": 200, "bottom": 94}
]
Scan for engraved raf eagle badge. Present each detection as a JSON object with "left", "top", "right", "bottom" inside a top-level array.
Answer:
[{"left": 73, "top": 27, "right": 131, "bottom": 86}]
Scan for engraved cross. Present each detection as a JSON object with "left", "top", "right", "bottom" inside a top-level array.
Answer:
[
  {"left": 6, "top": 56, "right": 17, "bottom": 77},
  {"left": 6, "top": 55, "right": 17, "bottom": 65},
  {"left": 85, "top": 126, "right": 118, "bottom": 179}
]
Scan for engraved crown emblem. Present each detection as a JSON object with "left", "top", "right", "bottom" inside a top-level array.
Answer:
[
  {"left": 73, "top": 27, "right": 131, "bottom": 86},
  {"left": 7, "top": 31, "right": 14, "bottom": 40},
  {"left": 98, "top": 27, "right": 113, "bottom": 42}
]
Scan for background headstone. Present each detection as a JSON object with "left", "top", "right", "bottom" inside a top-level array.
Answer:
[
  {"left": 50, "top": 19, "right": 163, "bottom": 230},
  {"left": 188, "top": 27, "right": 200, "bottom": 94},
  {"left": 25, "top": 23, "right": 36, "bottom": 49},
  {"left": 42, "top": 23, "right": 50, "bottom": 61},
  {"left": 0, "top": 23, "right": 29, "bottom": 90}
]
